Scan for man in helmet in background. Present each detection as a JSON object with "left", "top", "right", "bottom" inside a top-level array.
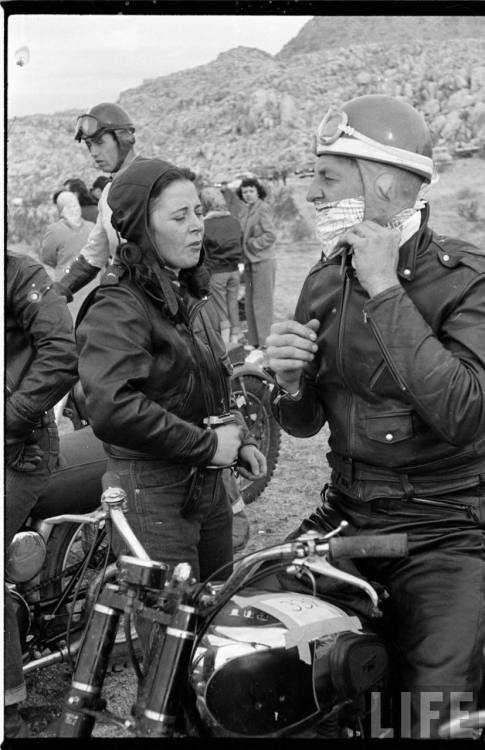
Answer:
[
  {"left": 54, "top": 102, "right": 139, "bottom": 300},
  {"left": 266, "top": 95, "right": 485, "bottom": 737}
]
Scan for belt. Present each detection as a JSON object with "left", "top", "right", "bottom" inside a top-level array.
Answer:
[{"left": 328, "top": 452, "right": 485, "bottom": 493}]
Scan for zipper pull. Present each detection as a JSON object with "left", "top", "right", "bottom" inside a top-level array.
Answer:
[{"left": 363, "top": 310, "right": 368, "bottom": 324}]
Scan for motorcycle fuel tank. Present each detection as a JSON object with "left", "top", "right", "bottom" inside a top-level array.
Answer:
[{"left": 189, "top": 588, "right": 388, "bottom": 737}]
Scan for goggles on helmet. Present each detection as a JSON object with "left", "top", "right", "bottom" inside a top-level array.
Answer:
[
  {"left": 314, "top": 109, "right": 435, "bottom": 182},
  {"left": 74, "top": 114, "right": 109, "bottom": 142}
]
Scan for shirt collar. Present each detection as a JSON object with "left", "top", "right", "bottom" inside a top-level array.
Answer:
[{"left": 397, "top": 203, "right": 431, "bottom": 281}]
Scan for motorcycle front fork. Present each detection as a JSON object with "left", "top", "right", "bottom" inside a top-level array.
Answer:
[
  {"left": 56, "top": 583, "right": 122, "bottom": 737},
  {"left": 56, "top": 583, "right": 197, "bottom": 738}
]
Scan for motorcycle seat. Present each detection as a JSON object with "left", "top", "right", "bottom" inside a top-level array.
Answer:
[{"left": 32, "top": 426, "right": 107, "bottom": 519}]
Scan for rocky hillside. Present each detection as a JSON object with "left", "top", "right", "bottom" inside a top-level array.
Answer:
[{"left": 7, "top": 15, "right": 485, "bottom": 249}]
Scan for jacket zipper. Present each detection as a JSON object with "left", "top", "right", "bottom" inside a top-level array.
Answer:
[
  {"left": 188, "top": 298, "right": 228, "bottom": 415},
  {"left": 336, "top": 269, "right": 355, "bottom": 456},
  {"left": 364, "top": 313, "right": 408, "bottom": 393}
]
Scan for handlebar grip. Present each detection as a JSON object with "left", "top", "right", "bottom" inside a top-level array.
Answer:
[
  {"left": 329, "top": 534, "right": 408, "bottom": 560},
  {"left": 101, "top": 471, "right": 123, "bottom": 492}
]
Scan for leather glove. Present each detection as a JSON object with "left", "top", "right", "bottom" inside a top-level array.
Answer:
[
  {"left": 52, "top": 281, "right": 73, "bottom": 303},
  {"left": 6, "top": 433, "right": 43, "bottom": 472}
]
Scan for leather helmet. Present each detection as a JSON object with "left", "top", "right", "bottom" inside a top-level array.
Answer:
[
  {"left": 75, "top": 102, "right": 135, "bottom": 142},
  {"left": 314, "top": 95, "right": 434, "bottom": 181}
]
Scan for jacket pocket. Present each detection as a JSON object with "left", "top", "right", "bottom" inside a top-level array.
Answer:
[{"left": 366, "top": 410, "right": 414, "bottom": 444}]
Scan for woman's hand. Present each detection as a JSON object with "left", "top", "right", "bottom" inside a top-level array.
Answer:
[
  {"left": 210, "top": 422, "right": 243, "bottom": 466},
  {"left": 236, "top": 444, "right": 267, "bottom": 479}
]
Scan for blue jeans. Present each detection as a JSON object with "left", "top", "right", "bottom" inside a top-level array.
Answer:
[
  {"left": 107, "top": 458, "right": 233, "bottom": 582},
  {"left": 4, "top": 420, "right": 59, "bottom": 704},
  {"left": 209, "top": 270, "right": 241, "bottom": 337}
]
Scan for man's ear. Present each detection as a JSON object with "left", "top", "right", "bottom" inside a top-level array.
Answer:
[{"left": 374, "top": 171, "right": 395, "bottom": 201}]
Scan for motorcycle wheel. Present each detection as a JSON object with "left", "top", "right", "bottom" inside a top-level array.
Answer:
[
  {"left": 40, "top": 521, "right": 139, "bottom": 666},
  {"left": 231, "top": 373, "right": 281, "bottom": 504}
]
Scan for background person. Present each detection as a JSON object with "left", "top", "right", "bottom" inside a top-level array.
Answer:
[
  {"left": 63, "top": 177, "right": 99, "bottom": 223},
  {"left": 200, "top": 186, "right": 243, "bottom": 345},
  {"left": 236, "top": 177, "right": 276, "bottom": 354},
  {"left": 5, "top": 252, "right": 78, "bottom": 738},
  {"left": 90, "top": 174, "right": 110, "bottom": 202},
  {"left": 266, "top": 94, "right": 485, "bottom": 738},
  {"left": 54, "top": 102, "right": 139, "bottom": 301},
  {"left": 76, "top": 158, "right": 266, "bottom": 594},
  {"left": 41, "top": 190, "right": 94, "bottom": 283}
]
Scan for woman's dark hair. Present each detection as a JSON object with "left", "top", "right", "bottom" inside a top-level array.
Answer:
[
  {"left": 64, "top": 177, "right": 97, "bottom": 206},
  {"left": 236, "top": 177, "right": 267, "bottom": 201}
]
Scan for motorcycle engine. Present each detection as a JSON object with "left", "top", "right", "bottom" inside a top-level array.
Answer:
[
  {"left": 6, "top": 530, "right": 47, "bottom": 583},
  {"left": 189, "top": 588, "right": 389, "bottom": 737}
]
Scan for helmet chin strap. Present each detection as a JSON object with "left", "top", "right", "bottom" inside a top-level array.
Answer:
[{"left": 111, "top": 133, "right": 135, "bottom": 173}]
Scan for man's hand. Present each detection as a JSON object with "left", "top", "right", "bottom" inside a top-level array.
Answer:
[
  {"left": 266, "top": 319, "right": 320, "bottom": 393},
  {"left": 6, "top": 434, "right": 43, "bottom": 472},
  {"left": 339, "top": 221, "right": 401, "bottom": 297},
  {"left": 236, "top": 444, "right": 267, "bottom": 480}
]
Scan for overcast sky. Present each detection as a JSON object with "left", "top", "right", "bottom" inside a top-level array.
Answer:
[{"left": 7, "top": 14, "right": 313, "bottom": 118}]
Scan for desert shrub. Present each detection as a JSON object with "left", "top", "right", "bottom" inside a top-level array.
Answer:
[
  {"left": 456, "top": 187, "right": 480, "bottom": 221},
  {"left": 270, "top": 187, "right": 300, "bottom": 221},
  {"left": 291, "top": 216, "right": 314, "bottom": 242}
]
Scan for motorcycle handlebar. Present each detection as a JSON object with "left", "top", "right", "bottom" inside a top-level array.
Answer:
[{"left": 329, "top": 534, "right": 408, "bottom": 560}]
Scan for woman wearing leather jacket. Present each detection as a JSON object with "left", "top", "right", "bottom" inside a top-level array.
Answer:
[{"left": 76, "top": 158, "right": 266, "bottom": 585}]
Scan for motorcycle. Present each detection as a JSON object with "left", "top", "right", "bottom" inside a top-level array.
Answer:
[
  {"left": 5, "top": 426, "right": 129, "bottom": 677},
  {"left": 55, "top": 470, "right": 409, "bottom": 739},
  {"left": 6, "top": 352, "right": 280, "bottom": 678}
]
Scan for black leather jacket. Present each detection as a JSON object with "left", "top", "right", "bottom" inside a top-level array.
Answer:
[
  {"left": 6, "top": 252, "right": 78, "bottom": 444},
  {"left": 77, "top": 265, "right": 252, "bottom": 465},
  {"left": 272, "top": 208, "right": 485, "bottom": 501}
]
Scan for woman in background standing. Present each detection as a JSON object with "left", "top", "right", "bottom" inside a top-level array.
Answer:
[{"left": 236, "top": 177, "right": 276, "bottom": 354}]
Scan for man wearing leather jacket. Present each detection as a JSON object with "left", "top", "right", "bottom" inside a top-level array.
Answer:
[
  {"left": 54, "top": 102, "right": 141, "bottom": 302},
  {"left": 266, "top": 95, "right": 485, "bottom": 738},
  {"left": 5, "top": 252, "right": 78, "bottom": 737}
]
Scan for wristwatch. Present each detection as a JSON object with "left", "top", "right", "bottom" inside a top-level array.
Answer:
[{"left": 270, "top": 375, "right": 302, "bottom": 406}]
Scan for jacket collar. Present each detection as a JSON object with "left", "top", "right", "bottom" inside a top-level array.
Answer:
[{"left": 397, "top": 203, "right": 433, "bottom": 282}]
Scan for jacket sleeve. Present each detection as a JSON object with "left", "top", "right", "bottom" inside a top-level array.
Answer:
[
  {"left": 246, "top": 204, "right": 276, "bottom": 253},
  {"left": 76, "top": 210, "right": 110, "bottom": 269},
  {"left": 77, "top": 286, "right": 218, "bottom": 465},
  {"left": 40, "top": 225, "right": 58, "bottom": 270},
  {"left": 363, "top": 273, "right": 485, "bottom": 445},
  {"left": 270, "top": 275, "right": 327, "bottom": 437},
  {"left": 6, "top": 262, "right": 78, "bottom": 441}
]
